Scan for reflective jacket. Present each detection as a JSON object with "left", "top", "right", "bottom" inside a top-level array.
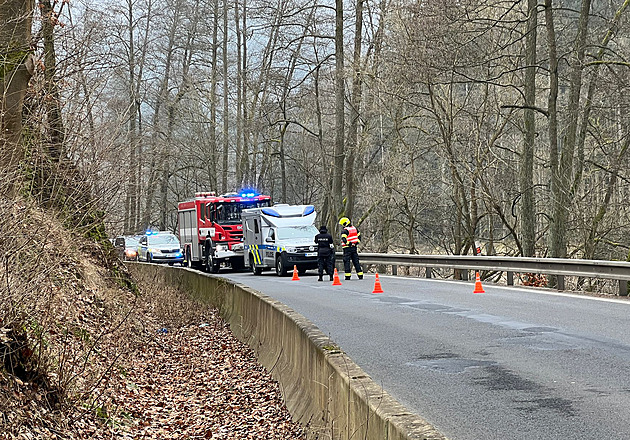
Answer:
[{"left": 341, "top": 225, "right": 360, "bottom": 247}]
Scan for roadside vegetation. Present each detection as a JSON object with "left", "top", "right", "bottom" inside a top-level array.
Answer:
[{"left": 0, "top": 196, "right": 305, "bottom": 439}]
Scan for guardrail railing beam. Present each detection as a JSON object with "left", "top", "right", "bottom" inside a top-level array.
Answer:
[{"left": 345, "top": 252, "right": 630, "bottom": 296}]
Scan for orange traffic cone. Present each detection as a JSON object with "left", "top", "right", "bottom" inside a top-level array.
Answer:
[
  {"left": 473, "top": 271, "right": 485, "bottom": 293},
  {"left": 291, "top": 265, "right": 300, "bottom": 281},
  {"left": 332, "top": 268, "right": 342, "bottom": 285},
  {"left": 372, "top": 273, "right": 384, "bottom": 294}
]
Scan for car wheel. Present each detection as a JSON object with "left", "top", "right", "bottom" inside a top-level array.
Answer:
[
  {"left": 250, "top": 255, "right": 262, "bottom": 275},
  {"left": 276, "top": 255, "right": 287, "bottom": 277}
]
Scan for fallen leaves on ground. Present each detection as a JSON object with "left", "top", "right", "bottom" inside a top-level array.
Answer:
[{"left": 74, "top": 308, "right": 306, "bottom": 440}]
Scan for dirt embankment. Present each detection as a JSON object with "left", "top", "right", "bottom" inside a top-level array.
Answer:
[{"left": 0, "top": 200, "right": 305, "bottom": 439}]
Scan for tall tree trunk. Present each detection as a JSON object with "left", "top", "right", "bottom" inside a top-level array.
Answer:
[
  {"left": 239, "top": 0, "right": 249, "bottom": 184},
  {"left": 520, "top": 0, "right": 537, "bottom": 257},
  {"left": 40, "top": 0, "right": 65, "bottom": 160},
  {"left": 549, "top": 0, "right": 591, "bottom": 259},
  {"left": 332, "top": 0, "right": 345, "bottom": 222},
  {"left": 544, "top": 0, "right": 559, "bottom": 258},
  {"left": 0, "top": 0, "right": 35, "bottom": 184},
  {"left": 345, "top": 0, "right": 364, "bottom": 221},
  {"left": 235, "top": 0, "right": 244, "bottom": 186},
  {"left": 124, "top": 0, "right": 138, "bottom": 234},
  {"left": 222, "top": 0, "right": 230, "bottom": 193},
  {"left": 123, "top": 0, "right": 152, "bottom": 233},
  {"left": 209, "top": 0, "right": 219, "bottom": 190},
  {"left": 251, "top": 1, "right": 283, "bottom": 190},
  {"left": 141, "top": 2, "right": 180, "bottom": 229}
]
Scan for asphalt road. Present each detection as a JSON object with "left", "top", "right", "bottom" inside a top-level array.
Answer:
[{"left": 217, "top": 270, "right": 630, "bottom": 440}]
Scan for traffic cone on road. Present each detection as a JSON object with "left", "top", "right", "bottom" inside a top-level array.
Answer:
[
  {"left": 473, "top": 271, "right": 485, "bottom": 294},
  {"left": 291, "top": 265, "right": 300, "bottom": 281},
  {"left": 332, "top": 268, "right": 342, "bottom": 285},
  {"left": 372, "top": 273, "right": 384, "bottom": 294}
]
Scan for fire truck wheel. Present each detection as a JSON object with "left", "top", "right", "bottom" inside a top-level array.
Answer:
[
  {"left": 207, "top": 255, "right": 220, "bottom": 274},
  {"left": 186, "top": 248, "right": 192, "bottom": 268},
  {"left": 276, "top": 255, "right": 287, "bottom": 277}
]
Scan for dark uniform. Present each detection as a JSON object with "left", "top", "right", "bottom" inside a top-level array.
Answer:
[
  {"left": 314, "top": 225, "right": 335, "bottom": 281},
  {"left": 340, "top": 218, "right": 363, "bottom": 280}
]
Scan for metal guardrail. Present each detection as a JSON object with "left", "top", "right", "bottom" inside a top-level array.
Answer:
[{"left": 335, "top": 252, "right": 630, "bottom": 296}]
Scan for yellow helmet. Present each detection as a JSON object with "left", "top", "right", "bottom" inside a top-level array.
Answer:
[{"left": 339, "top": 217, "right": 350, "bottom": 227}]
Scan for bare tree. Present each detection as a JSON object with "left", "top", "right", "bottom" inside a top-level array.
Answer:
[
  {"left": 520, "top": 0, "right": 537, "bottom": 257},
  {"left": 331, "top": 0, "right": 345, "bottom": 221},
  {"left": 0, "top": 0, "right": 35, "bottom": 182}
]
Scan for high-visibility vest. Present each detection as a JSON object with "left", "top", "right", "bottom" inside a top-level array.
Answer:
[{"left": 344, "top": 226, "right": 359, "bottom": 245}]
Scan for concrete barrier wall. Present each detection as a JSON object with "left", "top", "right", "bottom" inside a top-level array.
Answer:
[{"left": 128, "top": 264, "right": 448, "bottom": 440}]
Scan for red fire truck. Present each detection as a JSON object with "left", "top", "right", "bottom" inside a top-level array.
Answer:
[{"left": 177, "top": 191, "right": 272, "bottom": 272}]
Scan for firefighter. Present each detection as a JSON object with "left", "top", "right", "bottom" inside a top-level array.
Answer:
[
  {"left": 339, "top": 217, "right": 363, "bottom": 280},
  {"left": 314, "top": 225, "right": 335, "bottom": 281}
]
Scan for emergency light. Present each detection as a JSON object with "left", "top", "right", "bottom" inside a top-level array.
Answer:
[{"left": 239, "top": 188, "right": 258, "bottom": 198}]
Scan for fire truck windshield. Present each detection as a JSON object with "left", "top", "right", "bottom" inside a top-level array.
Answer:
[{"left": 215, "top": 200, "right": 270, "bottom": 224}]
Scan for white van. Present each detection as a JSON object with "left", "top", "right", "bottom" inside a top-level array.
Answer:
[{"left": 242, "top": 204, "right": 319, "bottom": 276}]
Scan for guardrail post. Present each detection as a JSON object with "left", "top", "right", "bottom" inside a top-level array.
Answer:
[
  {"left": 507, "top": 271, "right": 514, "bottom": 286},
  {"left": 426, "top": 267, "right": 432, "bottom": 278},
  {"left": 557, "top": 275, "right": 565, "bottom": 291},
  {"left": 392, "top": 264, "right": 397, "bottom": 276},
  {"left": 619, "top": 280, "right": 628, "bottom": 296}
]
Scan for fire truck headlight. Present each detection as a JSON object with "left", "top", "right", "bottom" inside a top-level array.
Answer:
[
  {"left": 215, "top": 244, "right": 227, "bottom": 252},
  {"left": 232, "top": 243, "right": 244, "bottom": 251}
]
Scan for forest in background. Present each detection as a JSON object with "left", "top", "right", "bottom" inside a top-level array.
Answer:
[{"left": 5, "top": 0, "right": 630, "bottom": 261}]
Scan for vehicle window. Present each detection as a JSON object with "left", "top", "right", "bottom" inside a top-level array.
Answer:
[
  {"left": 140, "top": 237, "right": 147, "bottom": 245},
  {"left": 213, "top": 200, "right": 271, "bottom": 225},
  {"left": 148, "top": 234, "right": 180, "bottom": 246},
  {"left": 268, "top": 229, "right": 275, "bottom": 241},
  {"left": 114, "top": 237, "right": 125, "bottom": 247},
  {"left": 125, "top": 237, "right": 140, "bottom": 248},
  {"left": 200, "top": 203, "right": 206, "bottom": 221},
  {"left": 254, "top": 219, "right": 260, "bottom": 234},
  {"left": 277, "top": 225, "right": 318, "bottom": 240}
]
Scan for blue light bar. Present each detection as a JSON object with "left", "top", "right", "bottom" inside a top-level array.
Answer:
[
  {"left": 261, "top": 208, "right": 281, "bottom": 217},
  {"left": 303, "top": 205, "right": 315, "bottom": 216},
  {"left": 239, "top": 188, "right": 258, "bottom": 198}
]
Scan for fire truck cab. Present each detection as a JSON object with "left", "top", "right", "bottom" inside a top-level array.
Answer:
[{"left": 177, "top": 191, "right": 271, "bottom": 273}]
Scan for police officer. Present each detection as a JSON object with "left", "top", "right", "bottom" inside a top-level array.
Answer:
[
  {"left": 339, "top": 217, "right": 363, "bottom": 280},
  {"left": 314, "top": 225, "right": 335, "bottom": 281}
]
